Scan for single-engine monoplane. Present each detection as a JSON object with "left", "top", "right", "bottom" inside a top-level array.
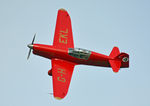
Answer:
[{"left": 27, "top": 8, "right": 129, "bottom": 100}]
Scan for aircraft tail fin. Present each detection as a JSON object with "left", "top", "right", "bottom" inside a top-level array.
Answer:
[{"left": 109, "top": 47, "right": 129, "bottom": 73}]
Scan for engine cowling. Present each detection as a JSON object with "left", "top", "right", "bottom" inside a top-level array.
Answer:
[{"left": 48, "top": 69, "right": 52, "bottom": 76}]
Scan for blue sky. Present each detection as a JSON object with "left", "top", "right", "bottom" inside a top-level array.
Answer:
[{"left": 0, "top": 0, "right": 150, "bottom": 106}]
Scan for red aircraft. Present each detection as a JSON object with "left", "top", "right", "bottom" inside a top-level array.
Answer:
[{"left": 27, "top": 8, "right": 129, "bottom": 100}]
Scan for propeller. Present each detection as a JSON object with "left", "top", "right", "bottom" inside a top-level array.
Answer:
[{"left": 27, "top": 34, "right": 36, "bottom": 60}]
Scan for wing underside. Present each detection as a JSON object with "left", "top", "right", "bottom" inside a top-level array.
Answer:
[
  {"left": 51, "top": 9, "right": 75, "bottom": 100},
  {"left": 52, "top": 59, "right": 75, "bottom": 99},
  {"left": 53, "top": 9, "right": 74, "bottom": 50}
]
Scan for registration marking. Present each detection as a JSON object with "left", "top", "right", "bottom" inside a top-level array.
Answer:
[
  {"left": 57, "top": 68, "right": 66, "bottom": 83},
  {"left": 59, "top": 29, "right": 68, "bottom": 44}
]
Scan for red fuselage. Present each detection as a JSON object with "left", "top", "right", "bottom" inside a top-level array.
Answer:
[{"left": 33, "top": 44, "right": 112, "bottom": 67}]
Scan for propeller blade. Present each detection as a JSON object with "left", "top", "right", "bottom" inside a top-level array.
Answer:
[
  {"left": 27, "top": 34, "right": 36, "bottom": 60},
  {"left": 32, "top": 33, "right": 36, "bottom": 44},
  {"left": 27, "top": 48, "right": 31, "bottom": 60}
]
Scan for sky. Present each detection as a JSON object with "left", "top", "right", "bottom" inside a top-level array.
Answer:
[{"left": 0, "top": 0, "right": 150, "bottom": 106}]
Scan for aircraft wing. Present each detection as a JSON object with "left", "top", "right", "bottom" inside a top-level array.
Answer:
[
  {"left": 53, "top": 9, "right": 74, "bottom": 50},
  {"left": 52, "top": 59, "right": 75, "bottom": 100}
]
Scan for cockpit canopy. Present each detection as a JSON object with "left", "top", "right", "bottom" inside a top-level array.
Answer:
[{"left": 68, "top": 48, "right": 91, "bottom": 60}]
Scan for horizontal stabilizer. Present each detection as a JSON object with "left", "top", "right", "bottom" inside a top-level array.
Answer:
[
  {"left": 109, "top": 47, "right": 121, "bottom": 72},
  {"left": 109, "top": 47, "right": 120, "bottom": 58},
  {"left": 109, "top": 60, "right": 121, "bottom": 73}
]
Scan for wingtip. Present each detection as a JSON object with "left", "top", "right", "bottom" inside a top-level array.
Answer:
[
  {"left": 54, "top": 97, "right": 63, "bottom": 100},
  {"left": 59, "top": 8, "right": 67, "bottom": 12},
  {"left": 113, "top": 71, "right": 119, "bottom": 73}
]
